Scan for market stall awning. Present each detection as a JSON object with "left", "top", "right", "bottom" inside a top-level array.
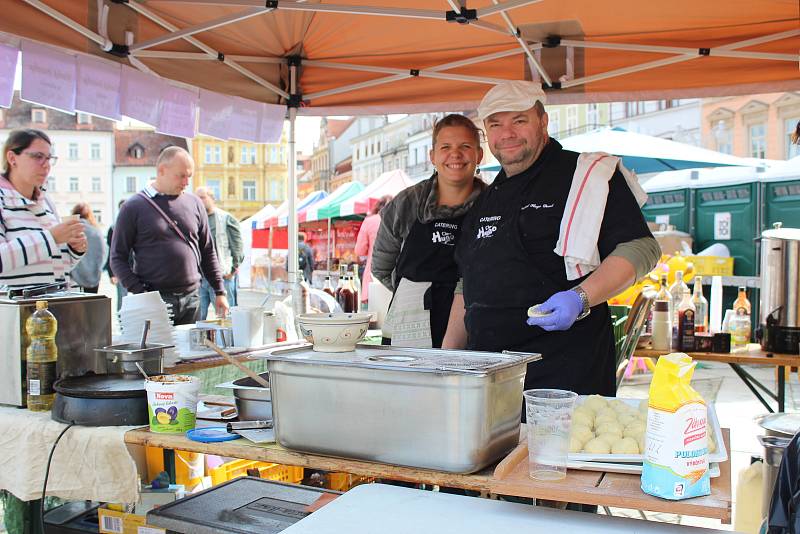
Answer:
[
  {"left": 0, "top": 1, "right": 797, "bottom": 118},
  {"left": 246, "top": 203, "right": 277, "bottom": 230},
  {"left": 337, "top": 170, "right": 415, "bottom": 217},
  {"left": 303, "top": 181, "right": 365, "bottom": 222},
  {"left": 263, "top": 190, "right": 327, "bottom": 228}
]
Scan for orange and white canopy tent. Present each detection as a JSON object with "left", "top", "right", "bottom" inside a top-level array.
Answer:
[
  {"left": 1, "top": 0, "right": 798, "bottom": 296},
  {"left": 1, "top": 0, "right": 797, "bottom": 115}
]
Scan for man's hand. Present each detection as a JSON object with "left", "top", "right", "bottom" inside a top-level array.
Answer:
[
  {"left": 215, "top": 294, "right": 230, "bottom": 318},
  {"left": 526, "top": 290, "right": 583, "bottom": 331},
  {"left": 110, "top": 276, "right": 118, "bottom": 285},
  {"left": 223, "top": 267, "right": 238, "bottom": 281}
]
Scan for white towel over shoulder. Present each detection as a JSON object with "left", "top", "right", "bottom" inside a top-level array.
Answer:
[{"left": 555, "top": 152, "right": 648, "bottom": 281}]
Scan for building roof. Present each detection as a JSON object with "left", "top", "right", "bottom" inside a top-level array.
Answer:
[
  {"left": 114, "top": 129, "right": 189, "bottom": 166},
  {"left": 335, "top": 156, "right": 352, "bottom": 175},
  {"left": 0, "top": 91, "right": 115, "bottom": 131},
  {"left": 327, "top": 118, "right": 355, "bottom": 139}
]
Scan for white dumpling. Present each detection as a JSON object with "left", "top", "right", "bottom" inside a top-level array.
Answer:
[
  {"left": 597, "top": 433, "right": 621, "bottom": 446},
  {"left": 609, "top": 399, "right": 630, "bottom": 413},
  {"left": 572, "top": 411, "right": 594, "bottom": 429},
  {"left": 571, "top": 425, "right": 594, "bottom": 445},
  {"left": 569, "top": 436, "right": 584, "bottom": 453},
  {"left": 611, "top": 436, "right": 639, "bottom": 454},
  {"left": 618, "top": 413, "right": 638, "bottom": 427},
  {"left": 623, "top": 421, "right": 647, "bottom": 439},
  {"left": 573, "top": 405, "right": 594, "bottom": 419},
  {"left": 595, "top": 421, "right": 623, "bottom": 437},
  {"left": 583, "top": 437, "right": 611, "bottom": 454},
  {"left": 584, "top": 395, "right": 608, "bottom": 413}
]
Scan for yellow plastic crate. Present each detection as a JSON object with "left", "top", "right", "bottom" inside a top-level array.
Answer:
[
  {"left": 326, "top": 472, "right": 375, "bottom": 492},
  {"left": 688, "top": 255, "right": 734, "bottom": 276},
  {"left": 210, "top": 459, "right": 304, "bottom": 486}
]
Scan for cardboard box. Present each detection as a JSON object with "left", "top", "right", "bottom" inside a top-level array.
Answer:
[
  {"left": 652, "top": 230, "right": 693, "bottom": 256},
  {"left": 98, "top": 505, "right": 165, "bottom": 534}
]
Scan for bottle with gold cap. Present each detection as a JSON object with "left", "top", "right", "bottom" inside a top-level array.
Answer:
[{"left": 26, "top": 301, "right": 58, "bottom": 411}]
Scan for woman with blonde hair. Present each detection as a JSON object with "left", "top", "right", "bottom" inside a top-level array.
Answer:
[
  {"left": 70, "top": 202, "right": 106, "bottom": 293},
  {"left": 0, "top": 129, "right": 86, "bottom": 288}
]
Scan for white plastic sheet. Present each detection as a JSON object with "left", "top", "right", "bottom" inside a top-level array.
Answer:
[
  {"left": 21, "top": 41, "right": 75, "bottom": 113},
  {"left": 0, "top": 43, "right": 18, "bottom": 108},
  {"left": 158, "top": 84, "right": 198, "bottom": 139},
  {"left": 120, "top": 65, "right": 164, "bottom": 126},
  {"left": 76, "top": 55, "right": 121, "bottom": 120}
]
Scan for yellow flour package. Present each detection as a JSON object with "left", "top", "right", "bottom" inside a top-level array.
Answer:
[{"left": 641, "top": 353, "right": 710, "bottom": 500}]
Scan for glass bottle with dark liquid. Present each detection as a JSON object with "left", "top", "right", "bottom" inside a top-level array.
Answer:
[
  {"left": 338, "top": 275, "right": 355, "bottom": 313},
  {"left": 334, "top": 265, "right": 347, "bottom": 310},
  {"left": 322, "top": 275, "right": 335, "bottom": 298}
]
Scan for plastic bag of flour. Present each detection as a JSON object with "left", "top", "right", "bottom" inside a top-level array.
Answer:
[{"left": 641, "top": 352, "right": 710, "bottom": 500}]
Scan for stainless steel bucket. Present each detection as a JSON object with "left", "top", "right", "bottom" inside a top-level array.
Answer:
[
  {"left": 759, "top": 223, "right": 800, "bottom": 353},
  {"left": 758, "top": 435, "right": 792, "bottom": 518}
]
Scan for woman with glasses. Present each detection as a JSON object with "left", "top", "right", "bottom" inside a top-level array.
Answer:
[{"left": 0, "top": 129, "right": 86, "bottom": 288}]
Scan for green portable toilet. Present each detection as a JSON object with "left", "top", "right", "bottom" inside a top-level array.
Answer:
[
  {"left": 641, "top": 170, "right": 698, "bottom": 233},
  {"left": 761, "top": 157, "right": 800, "bottom": 230},
  {"left": 694, "top": 176, "right": 760, "bottom": 276}
]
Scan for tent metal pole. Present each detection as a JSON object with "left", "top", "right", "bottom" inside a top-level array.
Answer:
[
  {"left": 267, "top": 223, "right": 273, "bottom": 292},
  {"left": 477, "top": 0, "right": 543, "bottom": 17},
  {"left": 132, "top": 51, "right": 217, "bottom": 60},
  {"left": 327, "top": 218, "right": 332, "bottom": 273},
  {"left": 470, "top": 20, "right": 516, "bottom": 37},
  {"left": 561, "top": 39, "right": 797, "bottom": 62},
  {"left": 22, "top": 0, "right": 109, "bottom": 48},
  {"left": 561, "top": 54, "right": 697, "bottom": 89},
  {"left": 126, "top": 1, "right": 289, "bottom": 99},
  {"left": 287, "top": 64, "right": 299, "bottom": 310},
  {"left": 130, "top": 7, "right": 271, "bottom": 51},
  {"left": 716, "top": 28, "right": 800, "bottom": 50},
  {"left": 489, "top": 0, "right": 550, "bottom": 85}
]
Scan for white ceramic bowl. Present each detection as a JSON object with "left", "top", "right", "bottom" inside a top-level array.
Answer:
[{"left": 296, "top": 313, "right": 371, "bottom": 352}]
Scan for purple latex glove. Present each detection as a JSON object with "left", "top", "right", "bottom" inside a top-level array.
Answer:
[{"left": 526, "top": 290, "right": 583, "bottom": 331}]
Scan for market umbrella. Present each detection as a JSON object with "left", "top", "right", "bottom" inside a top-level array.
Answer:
[
  {"left": 338, "top": 170, "right": 415, "bottom": 217},
  {"left": 304, "top": 181, "right": 365, "bottom": 222}
]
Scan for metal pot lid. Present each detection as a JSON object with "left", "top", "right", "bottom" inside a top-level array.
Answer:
[
  {"left": 755, "top": 413, "right": 800, "bottom": 436},
  {"left": 54, "top": 374, "right": 147, "bottom": 399},
  {"left": 761, "top": 226, "right": 800, "bottom": 241}
]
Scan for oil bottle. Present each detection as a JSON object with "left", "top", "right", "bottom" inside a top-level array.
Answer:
[
  {"left": 26, "top": 301, "right": 58, "bottom": 411},
  {"left": 350, "top": 265, "right": 361, "bottom": 312}
]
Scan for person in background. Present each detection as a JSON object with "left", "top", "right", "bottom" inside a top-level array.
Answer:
[
  {"left": 195, "top": 187, "right": 243, "bottom": 319},
  {"left": 355, "top": 195, "right": 392, "bottom": 305},
  {"left": 0, "top": 129, "right": 86, "bottom": 288},
  {"left": 298, "top": 232, "right": 314, "bottom": 284},
  {"left": 106, "top": 199, "right": 127, "bottom": 310},
  {"left": 111, "top": 146, "right": 228, "bottom": 325},
  {"left": 372, "top": 114, "right": 485, "bottom": 348},
  {"left": 69, "top": 202, "right": 106, "bottom": 293}
]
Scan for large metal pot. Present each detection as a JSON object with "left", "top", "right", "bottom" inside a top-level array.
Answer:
[
  {"left": 759, "top": 223, "right": 800, "bottom": 354},
  {"left": 758, "top": 435, "right": 792, "bottom": 518}
]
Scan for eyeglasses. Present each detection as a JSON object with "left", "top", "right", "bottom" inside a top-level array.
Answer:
[{"left": 22, "top": 152, "right": 58, "bottom": 166}]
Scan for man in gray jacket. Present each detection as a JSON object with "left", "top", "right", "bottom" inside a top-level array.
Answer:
[{"left": 195, "top": 187, "right": 243, "bottom": 319}]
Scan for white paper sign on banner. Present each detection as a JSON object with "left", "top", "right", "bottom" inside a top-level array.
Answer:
[
  {"left": 198, "top": 89, "right": 233, "bottom": 140},
  {"left": 158, "top": 84, "right": 198, "bottom": 139},
  {"left": 120, "top": 66, "right": 164, "bottom": 126},
  {"left": 21, "top": 41, "right": 76, "bottom": 113},
  {"left": 76, "top": 56, "right": 121, "bottom": 120},
  {"left": 258, "top": 103, "right": 286, "bottom": 143},
  {"left": 0, "top": 44, "right": 18, "bottom": 108},
  {"left": 229, "top": 97, "right": 262, "bottom": 142},
  {"left": 714, "top": 212, "right": 732, "bottom": 241}
]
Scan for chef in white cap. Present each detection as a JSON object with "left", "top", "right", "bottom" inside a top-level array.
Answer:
[{"left": 442, "top": 80, "right": 660, "bottom": 398}]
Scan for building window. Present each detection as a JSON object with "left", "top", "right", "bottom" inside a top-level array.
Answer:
[
  {"left": 69, "top": 177, "right": 79, "bottom": 192},
  {"left": 240, "top": 146, "right": 257, "bottom": 164},
  {"left": 204, "top": 145, "right": 213, "bottom": 164},
  {"left": 269, "top": 180, "right": 280, "bottom": 201},
  {"left": 92, "top": 210, "right": 102, "bottom": 224},
  {"left": 129, "top": 144, "right": 144, "bottom": 159},
  {"left": 712, "top": 120, "right": 733, "bottom": 154},
  {"left": 91, "top": 177, "right": 101, "bottom": 192},
  {"left": 206, "top": 179, "right": 221, "bottom": 200},
  {"left": 548, "top": 111, "right": 561, "bottom": 137},
  {"left": 587, "top": 103, "right": 598, "bottom": 128},
  {"left": 90, "top": 144, "right": 101, "bottom": 160},
  {"left": 214, "top": 146, "right": 222, "bottom": 164},
  {"left": 243, "top": 180, "right": 256, "bottom": 201},
  {"left": 566, "top": 106, "right": 578, "bottom": 133},
  {"left": 749, "top": 123, "right": 767, "bottom": 159},
  {"left": 77, "top": 113, "right": 92, "bottom": 124},
  {"left": 68, "top": 143, "right": 79, "bottom": 160},
  {"left": 32, "top": 109, "right": 46, "bottom": 123},
  {"left": 126, "top": 176, "right": 137, "bottom": 193},
  {"left": 46, "top": 176, "right": 56, "bottom": 192},
  {"left": 269, "top": 146, "right": 280, "bottom": 164},
  {"left": 785, "top": 118, "right": 800, "bottom": 159}
]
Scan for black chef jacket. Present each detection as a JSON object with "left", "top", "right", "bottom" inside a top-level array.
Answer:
[{"left": 455, "top": 139, "right": 653, "bottom": 396}]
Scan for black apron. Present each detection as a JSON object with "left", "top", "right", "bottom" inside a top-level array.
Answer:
[
  {"left": 456, "top": 143, "right": 616, "bottom": 397},
  {"left": 392, "top": 216, "right": 464, "bottom": 348}
]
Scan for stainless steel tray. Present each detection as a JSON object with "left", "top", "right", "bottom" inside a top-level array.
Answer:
[
  {"left": 263, "top": 345, "right": 541, "bottom": 473},
  {"left": 264, "top": 344, "right": 541, "bottom": 375}
]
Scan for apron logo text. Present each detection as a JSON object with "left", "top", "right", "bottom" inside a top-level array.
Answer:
[
  {"left": 476, "top": 225, "right": 497, "bottom": 239},
  {"left": 431, "top": 231, "right": 455, "bottom": 245},
  {"left": 521, "top": 203, "right": 555, "bottom": 210}
]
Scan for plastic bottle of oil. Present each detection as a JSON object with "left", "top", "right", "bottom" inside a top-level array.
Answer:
[{"left": 26, "top": 301, "right": 58, "bottom": 411}]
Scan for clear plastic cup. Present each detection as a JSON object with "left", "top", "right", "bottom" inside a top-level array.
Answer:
[{"left": 524, "top": 389, "right": 578, "bottom": 480}]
